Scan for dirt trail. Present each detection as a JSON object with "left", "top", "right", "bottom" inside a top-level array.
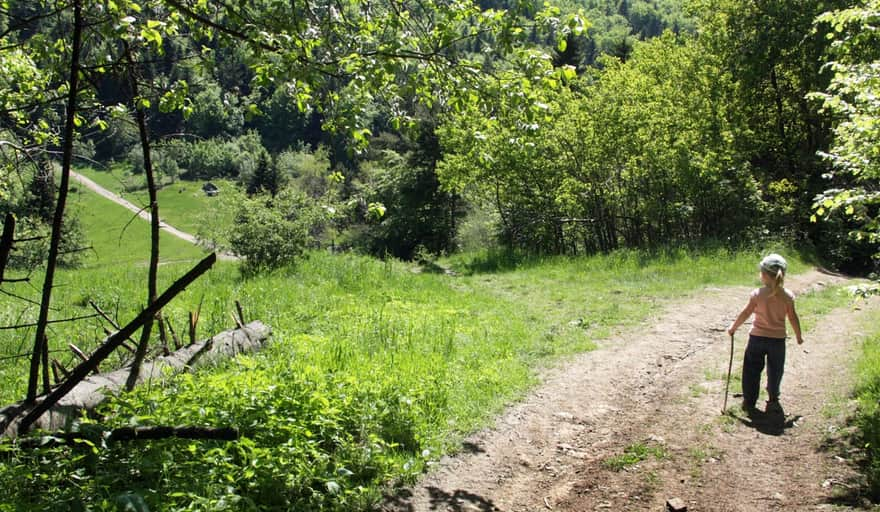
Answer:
[
  {"left": 71, "top": 171, "right": 237, "bottom": 260},
  {"left": 382, "top": 269, "right": 877, "bottom": 511}
]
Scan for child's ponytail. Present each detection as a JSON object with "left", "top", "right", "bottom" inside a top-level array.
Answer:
[{"left": 770, "top": 268, "right": 784, "bottom": 297}]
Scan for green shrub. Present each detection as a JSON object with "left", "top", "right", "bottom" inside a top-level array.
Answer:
[
  {"left": 229, "top": 187, "right": 326, "bottom": 273},
  {"left": 276, "top": 146, "right": 332, "bottom": 198}
]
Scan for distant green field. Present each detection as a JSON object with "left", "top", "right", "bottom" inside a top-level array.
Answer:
[
  {"left": 74, "top": 166, "right": 238, "bottom": 242},
  {"left": 68, "top": 177, "right": 209, "bottom": 268}
]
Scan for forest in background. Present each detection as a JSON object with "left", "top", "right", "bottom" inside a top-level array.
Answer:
[{"left": 0, "top": 0, "right": 875, "bottom": 275}]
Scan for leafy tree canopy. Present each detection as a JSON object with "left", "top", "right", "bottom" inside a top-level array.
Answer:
[
  {"left": 160, "top": 0, "right": 587, "bottom": 145},
  {"left": 810, "top": 0, "right": 880, "bottom": 263}
]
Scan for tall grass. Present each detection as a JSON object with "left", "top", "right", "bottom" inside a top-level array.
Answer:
[{"left": 853, "top": 313, "right": 880, "bottom": 500}]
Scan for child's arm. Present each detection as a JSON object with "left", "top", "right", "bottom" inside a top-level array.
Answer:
[
  {"left": 787, "top": 301, "right": 804, "bottom": 345},
  {"left": 727, "top": 300, "right": 755, "bottom": 336}
]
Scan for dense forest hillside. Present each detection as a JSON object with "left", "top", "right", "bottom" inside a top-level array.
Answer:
[{"left": 1, "top": 0, "right": 878, "bottom": 270}]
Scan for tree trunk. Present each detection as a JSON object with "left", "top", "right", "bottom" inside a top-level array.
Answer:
[
  {"left": 27, "top": 0, "right": 84, "bottom": 403},
  {"left": 0, "top": 213, "right": 14, "bottom": 283},
  {"left": 13, "top": 425, "right": 240, "bottom": 449},
  {"left": 125, "top": 43, "right": 161, "bottom": 391},
  {"left": 1, "top": 320, "right": 268, "bottom": 438}
]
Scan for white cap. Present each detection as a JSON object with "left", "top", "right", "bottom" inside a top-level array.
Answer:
[{"left": 760, "top": 253, "right": 787, "bottom": 275}]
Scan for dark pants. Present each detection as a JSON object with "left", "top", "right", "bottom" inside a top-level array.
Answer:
[{"left": 742, "top": 335, "right": 786, "bottom": 407}]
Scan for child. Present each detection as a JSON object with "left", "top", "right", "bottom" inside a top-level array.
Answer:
[{"left": 727, "top": 253, "right": 804, "bottom": 413}]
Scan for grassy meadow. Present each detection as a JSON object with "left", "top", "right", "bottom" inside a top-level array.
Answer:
[
  {"left": 1, "top": 175, "right": 878, "bottom": 510},
  {"left": 74, "top": 165, "right": 238, "bottom": 243}
]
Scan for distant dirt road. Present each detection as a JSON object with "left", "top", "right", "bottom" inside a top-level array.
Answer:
[
  {"left": 382, "top": 270, "right": 878, "bottom": 511},
  {"left": 71, "top": 171, "right": 236, "bottom": 260}
]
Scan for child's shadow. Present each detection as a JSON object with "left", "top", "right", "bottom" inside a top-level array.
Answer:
[{"left": 738, "top": 404, "right": 802, "bottom": 436}]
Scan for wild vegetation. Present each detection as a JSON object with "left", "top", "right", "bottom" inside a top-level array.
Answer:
[
  {"left": 0, "top": 243, "right": 849, "bottom": 510},
  {"left": 4, "top": 0, "right": 877, "bottom": 270},
  {"left": 855, "top": 327, "right": 880, "bottom": 500},
  {"left": 1, "top": 0, "right": 880, "bottom": 510}
]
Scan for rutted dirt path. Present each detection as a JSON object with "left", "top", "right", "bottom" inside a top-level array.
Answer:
[
  {"left": 383, "top": 269, "right": 878, "bottom": 511},
  {"left": 71, "top": 171, "right": 199, "bottom": 244},
  {"left": 71, "top": 171, "right": 237, "bottom": 260}
]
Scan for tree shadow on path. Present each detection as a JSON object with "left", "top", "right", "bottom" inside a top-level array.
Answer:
[{"left": 382, "top": 487, "right": 499, "bottom": 512}]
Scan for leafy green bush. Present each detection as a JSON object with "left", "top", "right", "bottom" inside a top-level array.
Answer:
[
  {"left": 276, "top": 146, "right": 332, "bottom": 199},
  {"left": 229, "top": 187, "right": 326, "bottom": 274},
  {"left": 0, "top": 360, "right": 433, "bottom": 511}
]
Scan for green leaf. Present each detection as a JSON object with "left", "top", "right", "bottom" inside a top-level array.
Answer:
[
  {"left": 352, "top": 128, "right": 372, "bottom": 144},
  {"left": 141, "top": 27, "right": 163, "bottom": 49},
  {"left": 367, "top": 202, "right": 386, "bottom": 219}
]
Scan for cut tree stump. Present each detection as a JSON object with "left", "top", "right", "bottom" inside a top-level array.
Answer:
[{"left": 0, "top": 320, "right": 271, "bottom": 438}]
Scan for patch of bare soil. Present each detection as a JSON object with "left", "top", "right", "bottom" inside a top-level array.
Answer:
[{"left": 381, "top": 270, "right": 878, "bottom": 512}]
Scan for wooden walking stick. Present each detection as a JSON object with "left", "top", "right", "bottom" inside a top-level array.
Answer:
[{"left": 722, "top": 334, "right": 734, "bottom": 414}]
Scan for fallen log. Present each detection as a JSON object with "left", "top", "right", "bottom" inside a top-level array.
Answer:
[
  {"left": 0, "top": 320, "right": 271, "bottom": 438},
  {"left": 17, "top": 253, "right": 217, "bottom": 434}
]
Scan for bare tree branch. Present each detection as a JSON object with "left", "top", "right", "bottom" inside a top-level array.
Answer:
[
  {"left": 0, "top": 313, "right": 101, "bottom": 331},
  {"left": 15, "top": 252, "right": 217, "bottom": 434},
  {"left": 8, "top": 425, "right": 239, "bottom": 450}
]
